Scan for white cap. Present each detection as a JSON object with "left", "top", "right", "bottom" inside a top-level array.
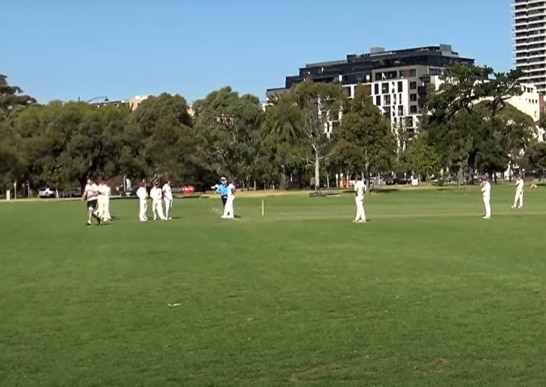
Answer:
[{"left": 220, "top": 177, "right": 226, "bottom": 181}]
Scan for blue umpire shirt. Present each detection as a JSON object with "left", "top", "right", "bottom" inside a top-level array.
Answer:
[{"left": 217, "top": 183, "right": 228, "bottom": 198}]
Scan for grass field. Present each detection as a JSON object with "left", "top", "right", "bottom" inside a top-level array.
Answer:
[{"left": 1, "top": 185, "right": 546, "bottom": 386}]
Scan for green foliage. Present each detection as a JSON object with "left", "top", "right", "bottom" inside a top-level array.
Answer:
[
  {"left": 423, "top": 63, "right": 534, "bottom": 183},
  {"left": 262, "top": 80, "right": 346, "bottom": 189},
  {"left": 193, "top": 87, "right": 264, "bottom": 184},
  {"left": 0, "top": 66, "right": 541, "bottom": 191},
  {"left": 0, "top": 84, "right": 36, "bottom": 121},
  {"left": 129, "top": 93, "right": 194, "bottom": 182},
  {"left": 403, "top": 131, "right": 441, "bottom": 179},
  {"left": 527, "top": 141, "right": 546, "bottom": 176},
  {"left": 334, "top": 84, "right": 396, "bottom": 177}
]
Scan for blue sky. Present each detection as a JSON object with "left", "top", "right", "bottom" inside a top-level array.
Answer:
[{"left": 2, "top": 0, "right": 512, "bottom": 104}]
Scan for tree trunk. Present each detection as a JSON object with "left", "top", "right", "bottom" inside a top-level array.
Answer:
[{"left": 314, "top": 152, "right": 320, "bottom": 190}]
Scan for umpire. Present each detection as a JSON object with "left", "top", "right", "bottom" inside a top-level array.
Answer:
[{"left": 212, "top": 177, "right": 229, "bottom": 208}]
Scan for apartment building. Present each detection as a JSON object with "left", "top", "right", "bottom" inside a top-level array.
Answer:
[
  {"left": 513, "top": 0, "right": 546, "bottom": 94},
  {"left": 266, "top": 44, "right": 474, "bottom": 137}
]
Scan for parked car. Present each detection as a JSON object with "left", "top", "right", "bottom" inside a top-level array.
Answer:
[{"left": 38, "top": 187, "right": 56, "bottom": 198}]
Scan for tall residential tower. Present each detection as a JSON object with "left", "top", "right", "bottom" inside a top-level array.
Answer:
[{"left": 513, "top": 0, "right": 546, "bottom": 93}]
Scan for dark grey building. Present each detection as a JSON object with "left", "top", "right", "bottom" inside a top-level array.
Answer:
[
  {"left": 0, "top": 73, "right": 7, "bottom": 86},
  {"left": 267, "top": 44, "right": 474, "bottom": 134}
]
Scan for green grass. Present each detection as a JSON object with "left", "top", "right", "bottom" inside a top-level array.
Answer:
[{"left": 1, "top": 185, "right": 546, "bottom": 386}]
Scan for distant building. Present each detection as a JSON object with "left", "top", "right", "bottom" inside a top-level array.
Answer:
[
  {"left": 267, "top": 44, "right": 475, "bottom": 136},
  {"left": 89, "top": 95, "right": 149, "bottom": 111},
  {"left": 513, "top": 0, "right": 546, "bottom": 94},
  {"left": 0, "top": 73, "right": 7, "bottom": 86}
]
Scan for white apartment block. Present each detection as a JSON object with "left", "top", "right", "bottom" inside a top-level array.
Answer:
[{"left": 513, "top": 0, "right": 546, "bottom": 94}]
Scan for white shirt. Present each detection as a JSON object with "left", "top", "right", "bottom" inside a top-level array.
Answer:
[
  {"left": 227, "top": 183, "right": 236, "bottom": 199},
  {"left": 162, "top": 183, "right": 173, "bottom": 200},
  {"left": 105, "top": 185, "right": 111, "bottom": 197},
  {"left": 98, "top": 184, "right": 108, "bottom": 196},
  {"left": 136, "top": 186, "right": 148, "bottom": 200},
  {"left": 150, "top": 186, "right": 163, "bottom": 201},
  {"left": 354, "top": 180, "right": 366, "bottom": 199},
  {"left": 481, "top": 181, "right": 491, "bottom": 198},
  {"left": 85, "top": 183, "right": 98, "bottom": 201},
  {"left": 515, "top": 178, "right": 524, "bottom": 192}
]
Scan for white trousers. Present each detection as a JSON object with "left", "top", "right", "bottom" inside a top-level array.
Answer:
[
  {"left": 103, "top": 197, "right": 111, "bottom": 220},
  {"left": 513, "top": 190, "right": 523, "bottom": 208},
  {"left": 483, "top": 197, "right": 491, "bottom": 218},
  {"left": 222, "top": 197, "right": 234, "bottom": 218},
  {"left": 96, "top": 195, "right": 106, "bottom": 219},
  {"left": 164, "top": 198, "right": 173, "bottom": 219},
  {"left": 355, "top": 197, "right": 366, "bottom": 222},
  {"left": 139, "top": 199, "right": 148, "bottom": 221},
  {"left": 152, "top": 200, "right": 166, "bottom": 220}
]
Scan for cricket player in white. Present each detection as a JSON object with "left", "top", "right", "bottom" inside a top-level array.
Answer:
[
  {"left": 103, "top": 183, "right": 112, "bottom": 221},
  {"left": 82, "top": 179, "right": 101, "bottom": 225},
  {"left": 481, "top": 178, "right": 492, "bottom": 219},
  {"left": 353, "top": 175, "right": 367, "bottom": 223},
  {"left": 222, "top": 179, "right": 236, "bottom": 219},
  {"left": 136, "top": 181, "right": 149, "bottom": 222},
  {"left": 150, "top": 181, "right": 167, "bottom": 221},
  {"left": 162, "top": 180, "right": 173, "bottom": 220},
  {"left": 96, "top": 181, "right": 107, "bottom": 221},
  {"left": 512, "top": 175, "right": 524, "bottom": 209}
]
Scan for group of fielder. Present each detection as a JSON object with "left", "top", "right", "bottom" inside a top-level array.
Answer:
[
  {"left": 351, "top": 174, "right": 532, "bottom": 223},
  {"left": 81, "top": 176, "right": 235, "bottom": 225},
  {"left": 80, "top": 173, "right": 532, "bottom": 226},
  {"left": 82, "top": 179, "right": 112, "bottom": 225},
  {"left": 135, "top": 180, "right": 174, "bottom": 222}
]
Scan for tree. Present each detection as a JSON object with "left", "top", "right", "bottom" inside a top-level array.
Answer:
[
  {"left": 17, "top": 102, "right": 134, "bottom": 190},
  {"left": 423, "top": 64, "right": 526, "bottom": 183},
  {"left": 263, "top": 80, "right": 346, "bottom": 190},
  {"left": 403, "top": 131, "right": 441, "bottom": 180},
  {"left": 0, "top": 84, "right": 36, "bottom": 121},
  {"left": 192, "top": 87, "right": 264, "bottom": 186},
  {"left": 334, "top": 84, "right": 396, "bottom": 179},
  {"left": 527, "top": 141, "right": 546, "bottom": 179},
  {"left": 129, "top": 93, "right": 195, "bottom": 183}
]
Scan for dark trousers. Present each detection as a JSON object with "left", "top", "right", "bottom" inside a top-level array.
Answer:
[{"left": 221, "top": 196, "right": 227, "bottom": 208}]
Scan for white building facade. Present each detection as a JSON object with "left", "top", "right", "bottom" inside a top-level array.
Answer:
[{"left": 513, "top": 0, "right": 546, "bottom": 94}]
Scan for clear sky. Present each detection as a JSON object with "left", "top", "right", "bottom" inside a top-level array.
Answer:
[{"left": 2, "top": 0, "right": 512, "bottom": 104}]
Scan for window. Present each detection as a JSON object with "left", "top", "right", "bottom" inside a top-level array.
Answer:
[
  {"left": 410, "top": 82, "right": 417, "bottom": 90},
  {"left": 375, "top": 95, "right": 381, "bottom": 105},
  {"left": 398, "top": 105, "right": 404, "bottom": 116},
  {"left": 382, "top": 82, "right": 389, "bottom": 94},
  {"left": 383, "top": 95, "right": 391, "bottom": 105},
  {"left": 409, "top": 69, "right": 417, "bottom": 77},
  {"left": 410, "top": 93, "right": 417, "bottom": 102},
  {"left": 405, "top": 117, "right": 414, "bottom": 127},
  {"left": 410, "top": 105, "right": 418, "bottom": 114},
  {"left": 374, "top": 83, "right": 379, "bottom": 95},
  {"left": 397, "top": 81, "right": 403, "bottom": 92},
  {"left": 343, "top": 87, "right": 351, "bottom": 97}
]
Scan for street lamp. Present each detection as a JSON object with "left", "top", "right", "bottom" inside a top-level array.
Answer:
[{"left": 77, "top": 96, "right": 109, "bottom": 103}]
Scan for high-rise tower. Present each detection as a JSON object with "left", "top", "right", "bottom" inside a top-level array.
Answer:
[{"left": 513, "top": 0, "right": 546, "bottom": 93}]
